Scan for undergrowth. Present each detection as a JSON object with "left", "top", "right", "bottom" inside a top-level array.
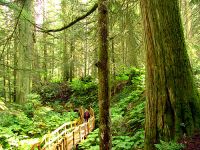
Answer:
[
  {"left": 0, "top": 94, "right": 77, "bottom": 149},
  {"left": 79, "top": 68, "right": 145, "bottom": 150}
]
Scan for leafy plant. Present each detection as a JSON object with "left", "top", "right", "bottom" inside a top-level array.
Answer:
[
  {"left": 112, "top": 136, "right": 134, "bottom": 150},
  {"left": 35, "top": 82, "right": 71, "bottom": 103},
  {"left": 78, "top": 128, "right": 99, "bottom": 150},
  {"left": 155, "top": 140, "right": 185, "bottom": 150},
  {"left": 69, "top": 78, "right": 98, "bottom": 108}
]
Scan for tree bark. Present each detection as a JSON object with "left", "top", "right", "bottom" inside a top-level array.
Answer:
[
  {"left": 69, "top": 38, "right": 75, "bottom": 82},
  {"left": 61, "top": 0, "right": 69, "bottom": 82},
  {"left": 15, "top": 0, "right": 34, "bottom": 103},
  {"left": 140, "top": 0, "right": 200, "bottom": 149},
  {"left": 62, "top": 30, "right": 70, "bottom": 82},
  {"left": 98, "top": 0, "right": 111, "bottom": 149},
  {"left": 42, "top": 0, "right": 48, "bottom": 82},
  {"left": 84, "top": 19, "right": 88, "bottom": 77}
]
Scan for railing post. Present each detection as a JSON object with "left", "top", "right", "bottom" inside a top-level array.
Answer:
[
  {"left": 65, "top": 137, "right": 68, "bottom": 150},
  {"left": 79, "top": 126, "right": 81, "bottom": 142},
  {"left": 61, "top": 139, "right": 64, "bottom": 150},
  {"left": 84, "top": 123, "right": 86, "bottom": 139},
  {"left": 38, "top": 144, "right": 41, "bottom": 150},
  {"left": 87, "top": 122, "right": 89, "bottom": 135},
  {"left": 73, "top": 131, "right": 75, "bottom": 147}
]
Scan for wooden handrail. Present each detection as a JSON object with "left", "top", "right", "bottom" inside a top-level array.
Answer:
[{"left": 31, "top": 108, "right": 95, "bottom": 150}]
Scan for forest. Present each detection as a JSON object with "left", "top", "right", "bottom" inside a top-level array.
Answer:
[{"left": 0, "top": 0, "right": 199, "bottom": 149}]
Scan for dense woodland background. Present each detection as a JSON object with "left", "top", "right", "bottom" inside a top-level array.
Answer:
[{"left": 0, "top": 0, "right": 199, "bottom": 149}]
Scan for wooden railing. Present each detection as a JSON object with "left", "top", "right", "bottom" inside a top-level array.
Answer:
[{"left": 31, "top": 107, "right": 95, "bottom": 150}]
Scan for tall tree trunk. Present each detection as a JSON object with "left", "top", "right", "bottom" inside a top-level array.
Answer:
[
  {"left": 140, "top": 0, "right": 200, "bottom": 149},
  {"left": 111, "top": 38, "right": 116, "bottom": 80},
  {"left": 69, "top": 39, "right": 75, "bottom": 82},
  {"left": 32, "top": 28, "right": 40, "bottom": 89},
  {"left": 125, "top": 5, "right": 138, "bottom": 67},
  {"left": 98, "top": 0, "right": 111, "bottom": 149},
  {"left": 49, "top": 39, "right": 55, "bottom": 80},
  {"left": 84, "top": 19, "right": 88, "bottom": 77},
  {"left": 42, "top": 34, "right": 48, "bottom": 82},
  {"left": 62, "top": 30, "right": 69, "bottom": 82},
  {"left": 61, "top": 0, "right": 70, "bottom": 82},
  {"left": 13, "top": 38, "right": 17, "bottom": 102},
  {"left": 6, "top": 47, "right": 11, "bottom": 101},
  {"left": 92, "top": 47, "right": 98, "bottom": 78},
  {"left": 121, "top": 15, "right": 126, "bottom": 72},
  {"left": 16, "top": 0, "right": 34, "bottom": 103},
  {"left": 2, "top": 56, "right": 6, "bottom": 101},
  {"left": 42, "top": 0, "right": 48, "bottom": 82}
]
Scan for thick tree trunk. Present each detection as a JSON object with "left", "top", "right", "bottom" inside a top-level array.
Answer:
[
  {"left": 98, "top": 0, "right": 112, "bottom": 149},
  {"left": 140, "top": 0, "right": 200, "bottom": 149},
  {"left": 16, "top": 0, "right": 34, "bottom": 103}
]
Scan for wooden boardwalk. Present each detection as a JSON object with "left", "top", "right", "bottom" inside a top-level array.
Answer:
[{"left": 31, "top": 107, "right": 95, "bottom": 150}]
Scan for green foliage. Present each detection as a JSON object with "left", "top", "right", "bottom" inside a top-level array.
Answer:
[
  {"left": 110, "top": 68, "right": 145, "bottom": 149},
  {"left": 34, "top": 82, "right": 71, "bottom": 103},
  {"left": 114, "top": 67, "right": 145, "bottom": 82},
  {"left": 80, "top": 76, "right": 93, "bottom": 83},
  {"left": 115, "top": 74, "right": 129, "bottom": 82},
  {"left": 127, "top": 102, "right": 145, "bottom": 131},
  {"left": 69, "top": 78, "right": 98, "bottom": 107},
  {"left": 78, "top": 128, "right": 99, "bottom": 150},
  {"left": 131, "top": 129, "right": 145, "bottom": 149},
  {"left": 78, "top": 129, "right": 144, "bottom": 150},
  {"left": 190, "top": 0, "right": 200, "bottom": 4},
  {"left": 70, "top": 78, "right": 97, "bottom": 95},
  {"left": 155, "top": 140, "right": 185, "bottom": 150},
  {"left": 0, "top": 94, "right": 78, "bottom": 149},
  {"left": 79, "top": 68, "right": 145, "bottom": 150},
  {"left": 112, "top": 136, "right": 134, "bottom": 150},
  {"left": 111, "top": 88, "right": 145, "bottom": 135}
]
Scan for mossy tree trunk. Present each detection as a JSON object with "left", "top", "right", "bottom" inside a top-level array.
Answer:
[
  {"left": 97, "top": 0, "right": 112, "bottom": 149},
  {"left": 69, "top": 37, "right": 75, "bottom": 82},
  {"left": 42, "top": 1, "right": 48, "bottom": 82},
  {"left": 16, "top": 0, "right": 34, "bottom": 103},
  {"left": 62, "top": 29, "right": 70, "bottom": 82},
  {"left": 61, "top": 0, "right": 69, "bottom": 82},
  {"left": 140, "top": 0, "right": 200, "bottom": 149}
]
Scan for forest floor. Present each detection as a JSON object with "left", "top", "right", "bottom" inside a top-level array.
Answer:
[{"left": 182, "top": 132, "right": 200, "bottom": 150}]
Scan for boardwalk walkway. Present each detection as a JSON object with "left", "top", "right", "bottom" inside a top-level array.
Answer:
[{"left": 31, "top": 107, "right": 95, "bottom": 150}]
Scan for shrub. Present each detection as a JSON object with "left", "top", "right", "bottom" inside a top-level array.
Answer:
[
  {"left": 69, "top": 78, "right": 98, "bottom": 108},
  {"left": 78, "top": 128, "right": 99, "bottom": 150},
  {"left": 155, "top": 140, "right": 185, "bottom": 150},
  {"left": 35, "top": 82, "right": 71, "bottom": 103}
]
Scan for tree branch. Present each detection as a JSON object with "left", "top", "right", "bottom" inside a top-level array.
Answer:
[
  {"left": 42, "top": 3, "right": 98, "bottom": 33},
  {"left": 0, "top": 0, "right": 25, "bottom": 61}
]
